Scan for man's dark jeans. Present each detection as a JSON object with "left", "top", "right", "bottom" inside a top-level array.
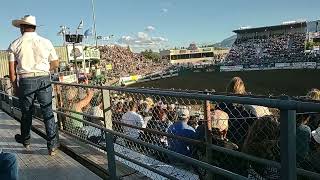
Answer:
[
  {"left": 0, "top": 152, "right": 18, "bottom": 180},
  {"left": 18, "top": 76, "right": 57, "bottom": 150}
]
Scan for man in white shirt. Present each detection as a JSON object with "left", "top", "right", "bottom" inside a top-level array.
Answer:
[
  {"left": 8, "top": 15, "right": 59, "bottom": 156},
  {"left": 121, "top": 101, "right": 145, "bottom": 139}
]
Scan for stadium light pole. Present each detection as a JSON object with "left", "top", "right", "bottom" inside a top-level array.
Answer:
[
  {"left": 57, "top": 26, "right": 70, "bottom": 45},
  {"left": 91, "top": 0, "right": 98, "bottom": 47}
]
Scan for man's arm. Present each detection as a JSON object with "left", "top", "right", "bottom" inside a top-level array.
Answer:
[
  {"left": 9, "top": 61, "right": 17, "bottom": 83},
  {"left": 8, "top": 51, "right": 18, "bottom": 95},
  {"left": 48, "top": 41, "right": 59, "bottom": 72},
  {"left": 8, "top": 51, "right": 17, "bottom": 83}
]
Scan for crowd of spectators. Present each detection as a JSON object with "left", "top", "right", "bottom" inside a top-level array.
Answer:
[
  {"left": 1, "top": 69, "right": 319, "bottom": 179},
  {"left": 56, "top": 76, "right": 320, "bottom": 179},
  {"left": 226, "top": 32, "right": 320, "bottom": 65},
  {"left": 99, "top": 45, "right": 170, "bottom": 78}
]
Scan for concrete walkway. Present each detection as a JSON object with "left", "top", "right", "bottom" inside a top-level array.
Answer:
[{"left": 0, "top": 110, "right": 101, "bottom": 180}]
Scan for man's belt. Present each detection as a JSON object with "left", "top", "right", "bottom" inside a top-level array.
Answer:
[{"left": 18, "top": 72, "right": 49, "bottom": 78}]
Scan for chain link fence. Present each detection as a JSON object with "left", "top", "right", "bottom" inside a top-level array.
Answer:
[
  {"left": 0, "top": 77, "right": 320, "bottom": 179},
  {"left": 51, "top": 81, "right": 320, "bottom": 180}
]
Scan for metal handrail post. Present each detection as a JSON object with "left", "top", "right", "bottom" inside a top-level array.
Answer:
[
  {"left": 105, "top": 132, "right": 117, "bottom": 179},
  {"left": 280, "top": 108, "right": 296, "bottom": 180}
]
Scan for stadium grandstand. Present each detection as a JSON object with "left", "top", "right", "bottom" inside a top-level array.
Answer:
[
  {"left": 160, "top": 43, "right": 229, "bottom": 64},
  {"left": 225, "top": 20, "right": 320, "bottom": 66}
]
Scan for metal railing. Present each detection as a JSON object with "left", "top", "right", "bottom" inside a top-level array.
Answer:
[{"left": 1, "top": 79, "right": 320, "bottom": 179}]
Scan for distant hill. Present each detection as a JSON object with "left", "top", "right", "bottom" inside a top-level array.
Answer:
[{"left": 214, "top": 35, "right": 237, "bottom": 48}]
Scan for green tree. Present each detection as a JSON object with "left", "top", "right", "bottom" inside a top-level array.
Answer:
[{"left": 141, "top": 49, "right": 161, "bottom": 62}]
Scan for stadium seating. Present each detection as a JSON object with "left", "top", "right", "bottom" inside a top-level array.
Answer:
[{"left": 226, "top": 32, "right": 320, "bottom": 65}]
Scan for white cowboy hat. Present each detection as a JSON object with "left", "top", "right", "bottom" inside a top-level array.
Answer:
[{"left": 12, "top": 15, "right": 37, "bottom": 28}]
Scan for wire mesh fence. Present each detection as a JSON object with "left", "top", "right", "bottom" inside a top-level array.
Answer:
[
  {"left": 0, "top": 77, "right": 320, "bottom": 179},
  {"left": 51, "top": 82, "right": 320, "bottom": 180}
]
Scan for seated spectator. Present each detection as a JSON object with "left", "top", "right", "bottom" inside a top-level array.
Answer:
[
  {"left": 196, "top": 109, "right": 238, "bottom": 152},
  {"left": 82, "top": 96, "right": 105, "bottom": 144},
  {"left": 217, "top": 77, "right": 257, "bottom": 147},
  {"left": 242, "top": 116, "right": 280, "bottom": 179},
  {"left": 89, "top": 95, "right": 104, "bottom": 126},
  {"left": 121, "top": 101, "right": 146, "bottom": 139},
  {"left": 64, "top": 86, "right": 94, "bottom": 134},
  {"left": 188, "top": 115, "right": 199, "bottom": 130},
  {"left": 195, "top": 110, "right": 239, "bottom": 179},
  {"left": 228, "top": 77, "right": 272, "bottom": 117},
  {"left": 306, "top": 89, "right": 320, "bottom": 131},
  {"left": 112, "top": 101, "right": 125, "bottom": 133},
  {"left": 296, "top": 113, "right": 312, "bottom": 163},
  {"left": 0, "top": 151, "right": 18, "bottom": 180},
  {"left": 145, "top": 106, "right": 172, "bottom": 147},
  {"left": 167, "top": 108, "right": 196, "bottom": 157},
  {"left": 307, "top": 88, "right": 320, "bottom": 101},
  {"left": 167, "top": 104, "right": 177, "bottom": 122},
  {"left": 143, "top": 106, "right": 172, "bottom": 161},
  {"left": 112, "top": 101, "right": 124, "bottom": 121},
  {"left": 211, "top": 110, "right": 238, "bottom": 149},
  {"left": 138, "top": 101, "right": 152, "bottom": 123},
  {"left": 306, "top": 127, "right": 320, "bottom": 173},
  {"left": 145, "top": 97, "right": 154, "bottom": 110}
]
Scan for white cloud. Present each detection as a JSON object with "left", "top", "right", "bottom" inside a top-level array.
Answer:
[
  {"left": 151, "top": 37, "right": 168, "bottom": 42},
  {"left": 137, "top": 32, "right": 149, "bottom": 40},
  {"left": 145, "top": 26, "right": 155, "bottom": 32},
  {"left": 161, "top": 8, "right": 168, "bottom": 13},
  {"left": 118, "top": 30, "right": 168, "bottom": 51}
]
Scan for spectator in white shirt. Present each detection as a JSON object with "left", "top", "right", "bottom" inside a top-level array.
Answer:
[
  {"left": 8, "top": 15, "right": 59, "bottom": 156},
  {"left": 121, "top": 101, "right": 145, "bottom": 139}
]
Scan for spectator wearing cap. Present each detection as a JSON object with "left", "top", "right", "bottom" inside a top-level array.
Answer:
[
  {"left": 167, "top": 108, "right": 196, "bottom": 157},
  {"left": 306, "top": 127, "right": 320, "bottom": 173},
  {"left": 311, "top": 127, "right": 320, "bottom": 152}
]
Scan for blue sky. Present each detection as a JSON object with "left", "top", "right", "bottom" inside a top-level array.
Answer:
[{"left": 0, "top": 0, "right": 319, "bottom": 51}]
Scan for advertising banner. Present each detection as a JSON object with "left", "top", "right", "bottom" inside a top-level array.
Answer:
[
  {"left": 59, "top": 74, "right": 77, "bottom": 83},
  {"left": 67, "top": 45, "right": 84, "bottom": 61},
  {"left": 84, "top": 47, "right": 100, "bottom": 59},
  {"left": 220, "top": 65, "right": 243, "bottom": 72},
  {"left": 105, "top": 64, "right": 113, "bottom": 70}
]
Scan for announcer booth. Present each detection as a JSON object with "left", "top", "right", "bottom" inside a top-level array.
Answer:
[{"left": 160, "top": 44, "right": 229, "bottom": 64}]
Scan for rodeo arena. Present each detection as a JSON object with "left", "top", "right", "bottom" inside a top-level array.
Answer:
[{"left": 1, "top": 18, "right": 320, "bottom": 180}]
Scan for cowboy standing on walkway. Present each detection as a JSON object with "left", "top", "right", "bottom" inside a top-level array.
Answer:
[{"left": 8, "top": 15, "right": 59, "bottom": 156}]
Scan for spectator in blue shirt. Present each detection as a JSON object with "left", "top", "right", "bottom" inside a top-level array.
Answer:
[{"left": 167, "top": 107, "right": 196, "bottom": 157}]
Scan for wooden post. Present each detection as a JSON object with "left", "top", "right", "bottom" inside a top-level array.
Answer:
[
  {"left": 102, "top": 89, "right": 112, "bottom": 129},
  {"left": 204, "top": 99, "right": 213, "bottom": 179}
]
